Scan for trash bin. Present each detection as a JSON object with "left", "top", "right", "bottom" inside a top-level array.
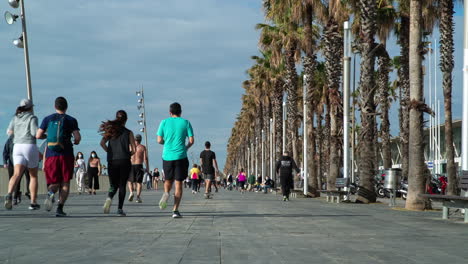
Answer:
[
  {"left": 383, "top": 169, "right": 401, "bottom": 190},
  {"left": 383, "top": 169, "right": 401, "bottom": 207}
]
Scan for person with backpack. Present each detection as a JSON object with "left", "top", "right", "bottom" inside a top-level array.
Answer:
[
  {"left": 189, "top": 164, "right": 200, "bottom": 194},
  {"left": 36, "top": 97, "right": 81, "bottom": 216},
  {"left": 4, "top": 99, "right": 40, "bottom": 210},
  {"left": 100, "top": 110, "right": 136, "bottom": 216},
  {"left": 275, "top": 151, "right": 300, "bottom": 201}
]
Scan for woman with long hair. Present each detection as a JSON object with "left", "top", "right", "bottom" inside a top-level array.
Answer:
[
  {"left": 4, "top": 99, "right": 40, "bottom": 210},
  {"left": 99, "top": 110, "right": 136, "bottom": 216},
  {"left": 87, "top": 151, "right": 101, "bottom": 195},
  {"left": 74, "top": 152, "right": 87, "bottom": 194}
]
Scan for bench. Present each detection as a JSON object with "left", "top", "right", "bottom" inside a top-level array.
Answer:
[
  {"left": 419, "top": 171, "right": 468, "bottom": 223},
  {"left": 318, "top": 178, "right": 350, "bottom": 203}
]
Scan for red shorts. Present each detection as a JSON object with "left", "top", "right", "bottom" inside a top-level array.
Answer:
[{"left": 44, "top": 155, "right": 75, "bottom": 185}]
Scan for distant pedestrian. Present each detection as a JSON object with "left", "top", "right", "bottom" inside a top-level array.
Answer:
[
  {"left": 100, "top": 110, "right": 137, "bottom": 216},
  {"left": 37, "top": 97, "right": 81, "bottom": 216},
  {"left": 200, "top": 141, "right": 219, "bottom": 198},
  {"left": 87, "top": 151, "right": 101, "bottom": 195},
  {"left": 275, "top": 151, "right": 300, "bottom": 201},
  {"left": 74, "top": 152, "right": 87, "bottom": 194},
  {"left": 4, "top": 99, "right": 40, "bottom": 210},
  {"left": 247, "top": 173, "right": 255, "bottom": 192},
  {"left": 127, "top": 134, "right": 148, "bottom": 203},
  {"left": 190, "top": 164, "right": 201, "bottom": 194},
  {"left": 153, "top": 168, "right": 160, "bottom": 190},
  {"left": 237, "top": 169, "right": 247, "bottom": 194},
  {"left": 157, "top": 102, "right": 194, "bottom": 218}
]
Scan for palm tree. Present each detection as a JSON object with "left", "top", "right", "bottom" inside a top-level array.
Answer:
[
  {"left": 355, "top": 0, "right": 379, "bottom": 203},
  {"left": 439, "top": 0, "right": 456, "bottom": 195},
  {"left": 321, "top": 0, "right": 348, "bottom": 190},
  {"left": 406, "top": 0, "right": 426, "bottom": 210}
]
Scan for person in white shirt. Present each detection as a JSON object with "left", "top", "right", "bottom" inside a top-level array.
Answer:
[{"left": 74, "top": 152, "right": 87, "bottom": 194}]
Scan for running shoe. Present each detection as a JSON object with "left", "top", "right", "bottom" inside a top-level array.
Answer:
[
  {"left": 103, "top": 198, "right": 112, "bottom": 214},
  {"left": 4, "top": 194, "right": 13, "bottom": 210},
  {"left": 44, "top": 191, "right": 55, "bottom": 212},
  {"left": 159, "top": 192, "right": 169, "bottom": 210},
  {"left": 136, "top": 197, "right": 142, "bottom": 203},
  {"left": 13, "top": 198, "right": 18, "bottom": 206},
  {"left": 117, "top": 209, "right": 126, "bottom": 216},
  {"left": 172, "top": 211, "right": 182, "bottom": 218},
  {"left": 29, "top": 204, "right": 40, "bottom": 210},
  {"left": 204, "top": 193, "right": 210, "bottom": 199},
  {"left": 56, "top": 207, "right": 67, "bottom": 217},
  {"left": 25, "top": 192, "right": 31, "bottom": 200},
  {"left": 128, "top": 192, "right": 134, "bottom": 202},
  {"left": 283, "top": 196, "right": 287, "bottom": 202}
]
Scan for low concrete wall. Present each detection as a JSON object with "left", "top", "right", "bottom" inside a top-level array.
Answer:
[{"left": 0, "top": 168, "right": 110, "bottom": 196}]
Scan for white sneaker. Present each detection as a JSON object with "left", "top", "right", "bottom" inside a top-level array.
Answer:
[
  {"left": 103, "top": 198, "right": 112, "bottom": 214},
  {"left": 159, "top": 192, "right": 169, "bottom": 210},
  {"left": 44, "top": 192, "right": 55, "bottom": 212},
  {"left": 128, "top": 192, "right": 134, "bottom": 202}
]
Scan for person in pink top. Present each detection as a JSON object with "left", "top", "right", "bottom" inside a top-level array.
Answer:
[{"left": 237, "top": 169, "right": 247, "bottom": 194}]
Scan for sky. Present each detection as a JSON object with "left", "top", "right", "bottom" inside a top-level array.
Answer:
[
  {"left": 0, "top": 0, "right": 263, "bottom": 169},
  {"left": 0, "top": 1, "right": 466, "bottom": 169}
]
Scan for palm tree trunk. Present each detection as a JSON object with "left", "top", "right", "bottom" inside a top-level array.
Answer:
[
  {"left": 317, "top": 109, "right": 324, "bottom": 190},
  {"left": 303, "top": 50, "right": 319, "bottom": 196},
  {"left": 324, "top": 19, "right": 343, "bottom": 190},
  {"left": 284, "top": 43, "right": 299, "bottom": 159},
  {"left": 406, "top": 0, "right": 427, "bottom": 211},
  {"left": 440, "top": 0, "right": 456, "bottom": 195},
  {"left": 356, "top": 0, "right": 378, "bottom": 203},
  {"left": 399, "top": 15, "right": 410, "bottom": 182},
  {"left": 377, "top": 46, "right": 392, "bottom": 169},
  {"left": 272, "top": 80, "right": 284, "bottom": 162}
]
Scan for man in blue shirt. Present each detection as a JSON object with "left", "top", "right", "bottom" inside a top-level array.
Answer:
[{"left": 157, "top": 102, "right": 194, "bottom": 218}]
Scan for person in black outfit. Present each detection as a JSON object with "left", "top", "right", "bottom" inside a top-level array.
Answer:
[
  {"left": 3, "top": 135, "right": 30, "bottom": 205},
  {"left": 200, "top": 141, "right": 219, "bottom": 198},
  {"left": 275, "top": 151, "right": 300, "bottom": 201},
  {"left": 99, "top": 110, "right": 137, "bottom": 216}
]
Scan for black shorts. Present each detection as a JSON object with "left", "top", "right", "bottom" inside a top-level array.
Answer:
[
  {"left": 129, "top": 164, "right": 144, "bottom": 183},
  {"left": 163, "top": 158, "right": 189, "bottom": 182}
]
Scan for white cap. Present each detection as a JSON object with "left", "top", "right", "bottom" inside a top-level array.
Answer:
[{"left": 19, "top": 98, "right": 33, "bottom": 109}]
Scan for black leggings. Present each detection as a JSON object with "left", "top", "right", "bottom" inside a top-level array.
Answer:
[
  {"left": 108, "top": 159, "right": 131, "bottom": 209},
  {"left": 87, "top": 167, "right": 100, "bottom": 189},
  {"left": 280, "top": 175, "right": 293, "bottom": 198}
]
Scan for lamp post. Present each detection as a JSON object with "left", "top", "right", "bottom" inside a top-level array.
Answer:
[
  {"left": 261, "top": 129, "right": 265, "bottom": 183},
  {"left": 136, "top": 87, "right": 150, "bottom": 169},
  {"left": 270, "top": 118, "right": 274, "bottom": 184},
  {"left": 5, "top": 0, "right": 33, "bottom": 101},
  {"left": 303, "top": 74, "right": 308, "bottom": 196},
  {"left": 255, "top": 137, "right": 258, "bottom": 178},
  {"left": 463, "top": 0, "right": 468, "bottom": 173},
  {"left": 343, "top": 21, "right": 352, "bottom": 187},
  {"left": 282, "top": 94, "right": 287, "bottom": 153}
]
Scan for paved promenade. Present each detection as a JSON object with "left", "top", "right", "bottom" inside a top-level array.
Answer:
[{"left": 0, "top": 188, "right": 467, "bottom": 264}]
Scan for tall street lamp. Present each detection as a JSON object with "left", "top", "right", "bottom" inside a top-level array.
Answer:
[
  {"left": 343, "top": 21, "right": 352, "bottom": 188},
  {"left": 261, "top": 130, "right": 265, "bottom": 183},
  {"left": 136, "top": 87, "right": 150, "bottom": 169},
  {"left": 5, "top": 0, "right": 33, "bottom": 101},
  {"left": 462, "top": 1, "right": 468, "bottom": 173},
  {"left": 303, "top": 74, "right": 308, "bottom": 196},
  {"left": 282, "top": 93, "right": 287, "bottom": 153}
]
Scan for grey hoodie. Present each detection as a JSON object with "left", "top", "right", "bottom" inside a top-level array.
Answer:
[{"left": 7, "top": 111, "right": 38, "bottom": 144}]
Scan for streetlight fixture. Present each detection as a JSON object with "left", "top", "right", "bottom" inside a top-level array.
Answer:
[
  {"left": 136, "top": 86, "right": 150, "bottom": 168},
  {"left": 9, "top": 0, "right": 19, "bottom": 8},
  {"left": 5, "top": 0, "right": 33, "bottom": 101}
]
